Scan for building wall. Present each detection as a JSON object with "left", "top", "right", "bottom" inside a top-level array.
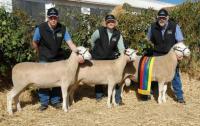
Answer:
[
  {"left": 12, "top": 0, "right": 112, "bottom": 24},
  {"left": 12, "top": 0, "right": 45, "bottom": 24}
]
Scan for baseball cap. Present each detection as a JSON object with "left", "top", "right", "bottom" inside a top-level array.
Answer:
[
  {"left": 157, "top": 9, "right": 168, "bottom": 17},
  {"left": 47, "top": 8, "right": 58, "bottom": 17},
  {"left": 105, "top": 14, "right": 116, "bottom": 21}
]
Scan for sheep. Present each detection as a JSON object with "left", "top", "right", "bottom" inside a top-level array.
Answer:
[
  {"left": 121, "top": 42, "right": 190, "bottom": 104},
  {"left": 68, "top": 49, "right": 137, "bottom": 108},
  {"left": 7, "top": 46, "right": 91, "bottom": 115}
]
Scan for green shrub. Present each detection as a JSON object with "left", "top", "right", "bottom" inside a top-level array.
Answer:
[
  {"left": 0, "top": 2, "right": 199, "bottom": 79},
  {"left": 0, "top": 8, "right": 35, "bottom": 76},
  {"left": 169, "top": 2, "right": 200, "bottom": 79},
  {"left": 117, "top": 2, "right": 200, "bottom": 79},
  {"left": 117, "top": 7, "right": 156, "bottom": 53}
]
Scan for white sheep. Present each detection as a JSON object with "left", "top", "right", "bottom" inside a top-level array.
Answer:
[
  {"left": 69, "top": 49, "right": 137, "bottom": 108},
  {"left": 7, "top": 46, "right": 91, "bottom": 115},
  {"left": 122, "top": 42, "right": 190, "bottom": 104}
]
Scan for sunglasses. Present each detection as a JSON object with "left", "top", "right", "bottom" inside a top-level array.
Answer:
[
  {"left": 158, "top": 16, "right": 167, "bottom": 20},
  {"left": 49, "top": 16, "right": 58, "bottom": 20},
  {"left": 106, "top": 20, "right": 116, "bottom": 24}
]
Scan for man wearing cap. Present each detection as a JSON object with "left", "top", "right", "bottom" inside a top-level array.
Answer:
[
  {"left": 32, "top": 8, "right": 79, "bottom": 111},
  {"left": 90, "top": 14, "right": 125, "bottom": 104},
  {"left": 147, "top": 8, "right": 186, "bottom": 104}
]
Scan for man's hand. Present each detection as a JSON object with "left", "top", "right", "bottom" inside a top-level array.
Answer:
[
  {"left": 32, "top": 41, "right": 39, "bottom": 53},
  {"left": 67, "top": 40, "right": 78, "bottom": 53}
]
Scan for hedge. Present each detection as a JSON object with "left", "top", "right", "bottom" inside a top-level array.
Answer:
[{"left": 0, "top": 2, "right": 199, "bottom": 79}]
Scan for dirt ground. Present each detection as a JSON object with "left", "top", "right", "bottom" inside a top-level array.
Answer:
[{"left": 0, "top": 73, "right": 200, "bottom": 126}]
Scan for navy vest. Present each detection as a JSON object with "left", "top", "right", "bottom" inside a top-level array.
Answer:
[
  {"left": 150, "top": 20, "right": 177, "bottom": 55},
  {"left": 91, "top": 27, "right": 121, "bottom": 60},
  {"left": 38, "top": 22, "right": 66, "bottom": 62}
]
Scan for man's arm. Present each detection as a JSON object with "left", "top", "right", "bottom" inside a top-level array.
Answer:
[
  {"left": 175, "top": 24, "right": 184, "bottom": 43},
  {"left": 88, "top": 30, "right": 100, "bottom": 49},
  {"left": 66, "top": 40, "right": 78, "bottom": 52},
  {"left": 32, "top": 27, "right": 40, "bottom": 55},
  {"left": 147, "top": 26, "right": 152, "bottom": 41},
  {"left": 64, "top": 31, "right": 85, "bottom": 62},
  {"left": 64, "top": 31, "right": 78, "bottom": 52},
  {"left": 117, "top": 35, "right": 125, "bottom": 54},
  {"left": 146, "top": 26, "right": 154, "bottom": 48},
  {"left": 32, "top": 41, "right": 39, "bottom": 54}
]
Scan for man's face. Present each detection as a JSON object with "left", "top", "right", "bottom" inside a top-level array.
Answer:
[
  {"left": 106, "top": 20, "right": 116, "bottom": 29},
  {"left": 157, "top": 16, "right": 169, "bottom": 27},
  {"left": 48, "top": 16, "right": 58, "bottom": 28}
]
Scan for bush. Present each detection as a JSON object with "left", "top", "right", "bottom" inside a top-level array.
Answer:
[
  {"left": 57, "top": 6, "right": 105, "bottom": 48},
  {"left": 0, "top": 2, "right": 199, "bottom": 79},
  {"left": 170, "top": 2, "right": 200, "bottom": 79},
  {"left": 0, "top": 8, "right": 35, "bottom": 76},
  {"left": 117, "top": 7, "right": 156, "bottom": 53},
  {"left": 117, "top": 2, "right": 200, "bottom": 79}
]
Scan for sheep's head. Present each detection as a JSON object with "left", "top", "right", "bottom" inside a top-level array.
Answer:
[
  {"left": 173, "top": 43, "right": 190, "bottom": 59},
  {"left": 125, "top": 48, "right": 137, "bottom": 61},
  {"left": 77, "top": 46, "right": 92, "bottom": 61}
]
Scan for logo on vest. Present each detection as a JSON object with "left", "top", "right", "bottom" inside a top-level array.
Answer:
[
  {"left": 167, "top": 30, "right": 172, "bottom": 35},
  {"left": 111, "top": 37, "right": 117, "bottom": 42},
  {"left": 56, "top": 33, "right": 62, "bottom": 38}
]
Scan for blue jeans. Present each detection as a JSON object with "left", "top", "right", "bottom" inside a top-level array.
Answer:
[
  {"left": 95, "top": 85, "right": 104, "bottom": 99},
  {"left": 95, "top": 85, "right": 121, "bottom": 104},
  {"left": 115, "top": 85, "right": 122, "bottom": 104},
  {"left": 38, "top": 87, "right": 61, "bottom": 106},
  {"left": 38, "top": 61, "right": 61, "bottom": 106},
  {"left": 172, "top": 66, "right": 184, "bottom": 100}
]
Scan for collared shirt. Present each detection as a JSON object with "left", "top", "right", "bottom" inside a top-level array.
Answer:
[
  {"left": 147, "top": 22, "right": 184, "bottom": 42},
  {"left": 90, "top": 29, "right": 125, "bottom": 54},
  {"left": 33, "top": 27, "right": 72, "bottom": 42}
]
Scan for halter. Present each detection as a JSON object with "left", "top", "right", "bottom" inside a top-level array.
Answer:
[
  {"left": 173, "top": 46, "right": 188, "bottom": 57},
  {"left": 125, "top": 49, "right": 136, "bottom": 60},
  {"left": 77, "top": 48, "right": 88, "bottom": 60}
]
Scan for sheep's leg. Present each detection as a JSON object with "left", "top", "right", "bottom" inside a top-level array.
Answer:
[
  {"left": 121, "top": 78, "right": 131, "bottom": 98},
  {"left": 7, "top": 92, "right": 13, "bottom": 115},
  {"left": 107, "top": 84, "right": 114, "bottom": 108},
  {"left": 67, "top": 91, "right": 70, "bottom": 109},
  {"left": 7, "top": 86, "right": 24, "bottom": 115},
  {"left": 112, "top": 85, "right": 118, "bottom": 107},
  {"left": 69, "top": 84, "right": 78, "bottom": 105},
  {"left": 120, "top": 83, "right": 125, "bottom": 99},
  {"left": 162, "top": 84, "right": 167, "bottom": 103},
  {"left": 14, "top": 93, "right": 22, "bottom": 112},
  {"left": 158, "top": 82, "right": 164, "bottom": 104},
  {"left": 69, "top": 90, "right": 75, "bottom": 105},
  {"left": 61, "top": 86, "right": 69, "bottom": 112}
]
